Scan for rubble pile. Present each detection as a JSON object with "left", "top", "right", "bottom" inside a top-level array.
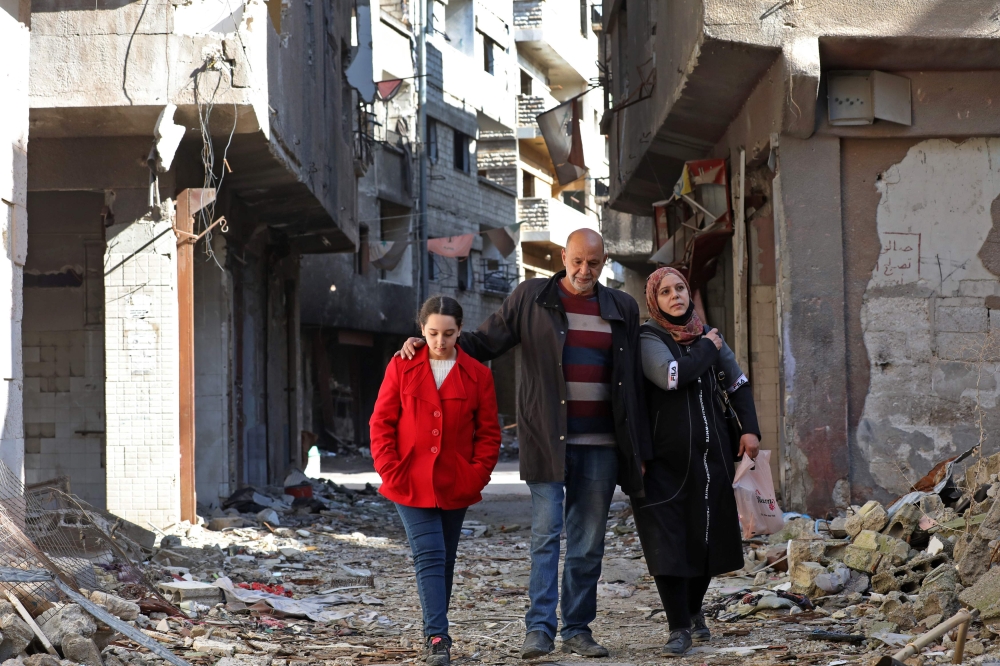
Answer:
[{"left": 707, "top": 449, "right": 1000, "bottom": 665}]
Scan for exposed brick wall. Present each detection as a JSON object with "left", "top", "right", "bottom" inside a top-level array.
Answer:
[
  {"left": 104, "top": 215, "right": 180, "bottom": 527},
  {"left": 517, "top": 198, "right": 549, "bottom": 232},
  {"left": 517, "top": 95, "right": 546, "bottom": 128},
  {"left": 513, "top": 0, "right": 542, "bottom": 28}
]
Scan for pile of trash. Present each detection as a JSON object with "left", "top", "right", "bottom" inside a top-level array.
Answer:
[{"left": 714, "top": 447, "right": 1000, "bottom": 663}]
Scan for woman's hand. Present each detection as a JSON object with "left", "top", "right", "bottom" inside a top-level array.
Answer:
[
  {"left": 705, "top": 328, "right": 723, "bottom": 350},
  {"left": 395, "top": 337, "right": 426, "bottom": 359},
  {"left": 738, "top": 434, "right": 760, "bottom": 460}
]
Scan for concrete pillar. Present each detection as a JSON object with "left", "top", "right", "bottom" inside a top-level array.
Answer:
[
  {"left": 773, "top": 135, "right": 850, "bottom": 515},
  {"left": 194, "top": 235, "right": 232, "bottom": 508},
  {"left": 0, "top": 4, "right": 29, "bottom": 479},
  {"left": 104, "top": 204, "right": 181, "bottom": 527}
]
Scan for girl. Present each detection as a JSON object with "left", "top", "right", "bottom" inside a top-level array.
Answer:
[
  {"left": 633, "top": 267, "right": 761, "bottom": 657},
  {"left": 370, "top": 296, "right": 501, "bottom": 666}
]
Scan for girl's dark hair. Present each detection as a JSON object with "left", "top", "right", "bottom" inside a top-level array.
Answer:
[{"left": 418, "top": 295, "right": 463, "bottom": 328}]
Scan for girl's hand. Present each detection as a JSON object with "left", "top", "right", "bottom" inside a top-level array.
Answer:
[{"left": 738, "top": 434, "right": 760, "bottom": 460}]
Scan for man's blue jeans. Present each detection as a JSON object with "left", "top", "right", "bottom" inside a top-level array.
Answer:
[
  {"left": 395, "top": 504, "right": 469, "bottom": 638},
  {"left": 525, "top": 445, "right": 618, "bottom": 641}
]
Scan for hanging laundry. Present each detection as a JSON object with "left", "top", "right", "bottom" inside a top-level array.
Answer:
[
  {"left": 427, "top": 234, "right": 475, "bottom": 258},
  {"left": 484, "top": 225, "right": 517, "bottom": 258},
  {"left": 376, "top": 79, "right": 404, "bottom": 102},
  {"left": 369, "top": 240, "right": 408, "bottom": 270}
]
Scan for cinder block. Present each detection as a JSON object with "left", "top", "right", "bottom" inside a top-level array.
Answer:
[{"left": 936, "top": 305, "right": 987, "bottom": 333}]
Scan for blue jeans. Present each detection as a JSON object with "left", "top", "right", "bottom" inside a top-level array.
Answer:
[
  {"left": 395, "top": 504, "right": 469, "bottom": 638},
  {"left": 525, "top": 445, "right": 619, "bottom": 640}
]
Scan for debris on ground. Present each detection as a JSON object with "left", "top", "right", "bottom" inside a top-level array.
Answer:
[{"left": 12, "top": 446, "right": 1000, "bottom": 664}]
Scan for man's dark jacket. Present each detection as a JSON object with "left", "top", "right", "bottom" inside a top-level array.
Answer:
[{"left": 458, "top": 271, "right": 652, "bottom": 497}]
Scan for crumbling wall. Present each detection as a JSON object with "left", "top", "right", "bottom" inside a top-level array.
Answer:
[{"left": 858, "top": 138, "right": 1000, "bottom": 496}]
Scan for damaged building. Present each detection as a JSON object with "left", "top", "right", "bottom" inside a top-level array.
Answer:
[
  {"left": 601, "top": 0, "right": 1000, "bottom": 515},
  {"left": 23, "top": 0, "right": 360, "bottom": 526},
  {"left": 299, "top": 0, "right": 521, "bottom": 455}
]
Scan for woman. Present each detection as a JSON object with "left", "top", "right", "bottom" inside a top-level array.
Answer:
[
  {"left": 370, "top": 296, "right": 501, "bottom": 666},
  {"left": 633, "top": 267, "right": 761, "bottom": 657}
]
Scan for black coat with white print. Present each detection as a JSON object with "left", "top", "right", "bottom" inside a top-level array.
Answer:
[{"left": 631, "top": 320, "right": 761, "bottom": 578}]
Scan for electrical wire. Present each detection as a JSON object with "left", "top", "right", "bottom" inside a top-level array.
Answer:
[{"left": 193, "top": 61, "right": 238, "bottom": 272}]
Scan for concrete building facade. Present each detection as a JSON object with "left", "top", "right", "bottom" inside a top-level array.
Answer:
[
  {"left": 24, "top": 0, "right": 359, "bottom": 525},
  {"left": 514, "top": 0, "right": 606, "bottom": 280},
  {"left": 601, "top": 0, "right": 1000, "bottom": 515}
]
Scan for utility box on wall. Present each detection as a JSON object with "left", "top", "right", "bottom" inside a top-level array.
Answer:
[{"left": 827, "top": 70, "right": 912, "bottom": 126}]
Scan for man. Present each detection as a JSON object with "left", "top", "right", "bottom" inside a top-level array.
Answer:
[{"left": 399, "top": 229, "right": 651, "bottom": 659}]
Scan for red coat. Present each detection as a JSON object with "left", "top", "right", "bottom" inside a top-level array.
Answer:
[{"left": 369, "top": 346, "right": 501, "bottom": 509}]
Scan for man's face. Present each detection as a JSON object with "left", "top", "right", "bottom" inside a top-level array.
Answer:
[{"left": 561, "top": 239, "right": 606, "bottom": 294}]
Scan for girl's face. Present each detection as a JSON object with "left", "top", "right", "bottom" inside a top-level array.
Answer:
[
  {"left": 421, "top": 314, "right": 461, "bottom": 360},
  {"left": 657, "top": 273, "right": 690, "bottom": 317}
]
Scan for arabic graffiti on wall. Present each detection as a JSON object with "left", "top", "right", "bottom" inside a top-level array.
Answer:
[{"left": 873, "top": 232, "right": 920, "bottom": 286}]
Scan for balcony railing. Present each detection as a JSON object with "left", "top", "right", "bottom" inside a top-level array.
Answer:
[{"left": 479, "top": 258, "right": 518, "bottom": 296}]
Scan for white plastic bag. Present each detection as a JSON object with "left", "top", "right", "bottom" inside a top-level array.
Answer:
[{"left": 732, "top": 450, "right": 784, "bottom": 538}]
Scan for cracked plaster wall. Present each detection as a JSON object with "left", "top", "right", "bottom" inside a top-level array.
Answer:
[
  {"left": 0, "top": 3, "right": 29, "bottom": 480},
  {"left": 858, "top": 138, "right": 1000, "bottom": 496}
]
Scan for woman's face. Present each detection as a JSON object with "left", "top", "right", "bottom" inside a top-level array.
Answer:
[
  {"left": 421, "top": 313, "right": 461, "bottom": 360},
  {"left": 657, "top": 273, "right": 690, "bottom": 317}
]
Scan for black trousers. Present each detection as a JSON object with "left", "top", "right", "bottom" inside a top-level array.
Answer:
[{"left": 654, "top": 575, "right": 712, "bottom": 631}]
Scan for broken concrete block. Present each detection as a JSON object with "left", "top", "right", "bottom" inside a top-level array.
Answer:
[
  {"left": 61, "top": 632, "right": 103, "bottom": 666},
  {"left": 787, "top": 539, "right": 827, "bottom": 572},
  {"left": 884, "top": 503, "right": 922, "bottom": 542},
  {"left": 278, "top": 547, "right": 302, "bottom": 560},
  {"left": 829, "top": 516, "right": 849, "bottom": 539},
  {"left": 959, "top": 563, "right": 1000, "bottom": 622},
  {"left": 39, "top": 604, "right": 96, "bottom": 648},
  {"left": 880, "top": 591, "right": 918, "bottom": 631},
  {"left": 192, "top": 638, "right": 236, "bottom": 657},
  {"left": 852, "top": 530, "right": 910, "bottom": 566},
  {"left": 87, "top": 591, "right": 139, "bottom": 622},
  {"left": 921, "top": 563, "right": 958, "bottom": 593},
  {"left": 846, "top": 501, "right": 889, "bottom": 538},
  {"left": 843, "top": 544, "right": 884, "bottom": 573},
  {"left": 208, "top": 516, "right": 245, "bottom": 531},
  {"left": 790, "top": 561, "right": 826, "bottom": 597},
  {"left": 871, "top": 554, "right": 949, "bottom": 594},
  {"left": 0, "top": 612, "right": 33, "bottom": 660},
  {"left": 156, "top": 580, "right": 224, "bottom": 605},
  {"left": 256, "top": 508, "right": 280, "bottom": 525}
]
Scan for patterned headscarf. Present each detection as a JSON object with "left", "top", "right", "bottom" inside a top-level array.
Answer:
[{"left": 645, "top": 267, "right": 704, "bottom": 345}]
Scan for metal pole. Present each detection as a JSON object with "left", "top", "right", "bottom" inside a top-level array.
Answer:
[{"left": 417, "top": 0, "right": 429, "bottom": 304}]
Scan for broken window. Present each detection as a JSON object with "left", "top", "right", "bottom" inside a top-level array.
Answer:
[
  {"left": 482, "top": 33, "right": 495, "bottom": 75},
  {"left": 427, "top": 121, "right": 439, "bottom": 164}
]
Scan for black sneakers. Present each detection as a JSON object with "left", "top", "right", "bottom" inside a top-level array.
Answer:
[
  {"left": 662, "top": 628, "right": 692, "bottom": 657},
  {"left": 425, "top": 635, "right": 452, "bottom": 665}
]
